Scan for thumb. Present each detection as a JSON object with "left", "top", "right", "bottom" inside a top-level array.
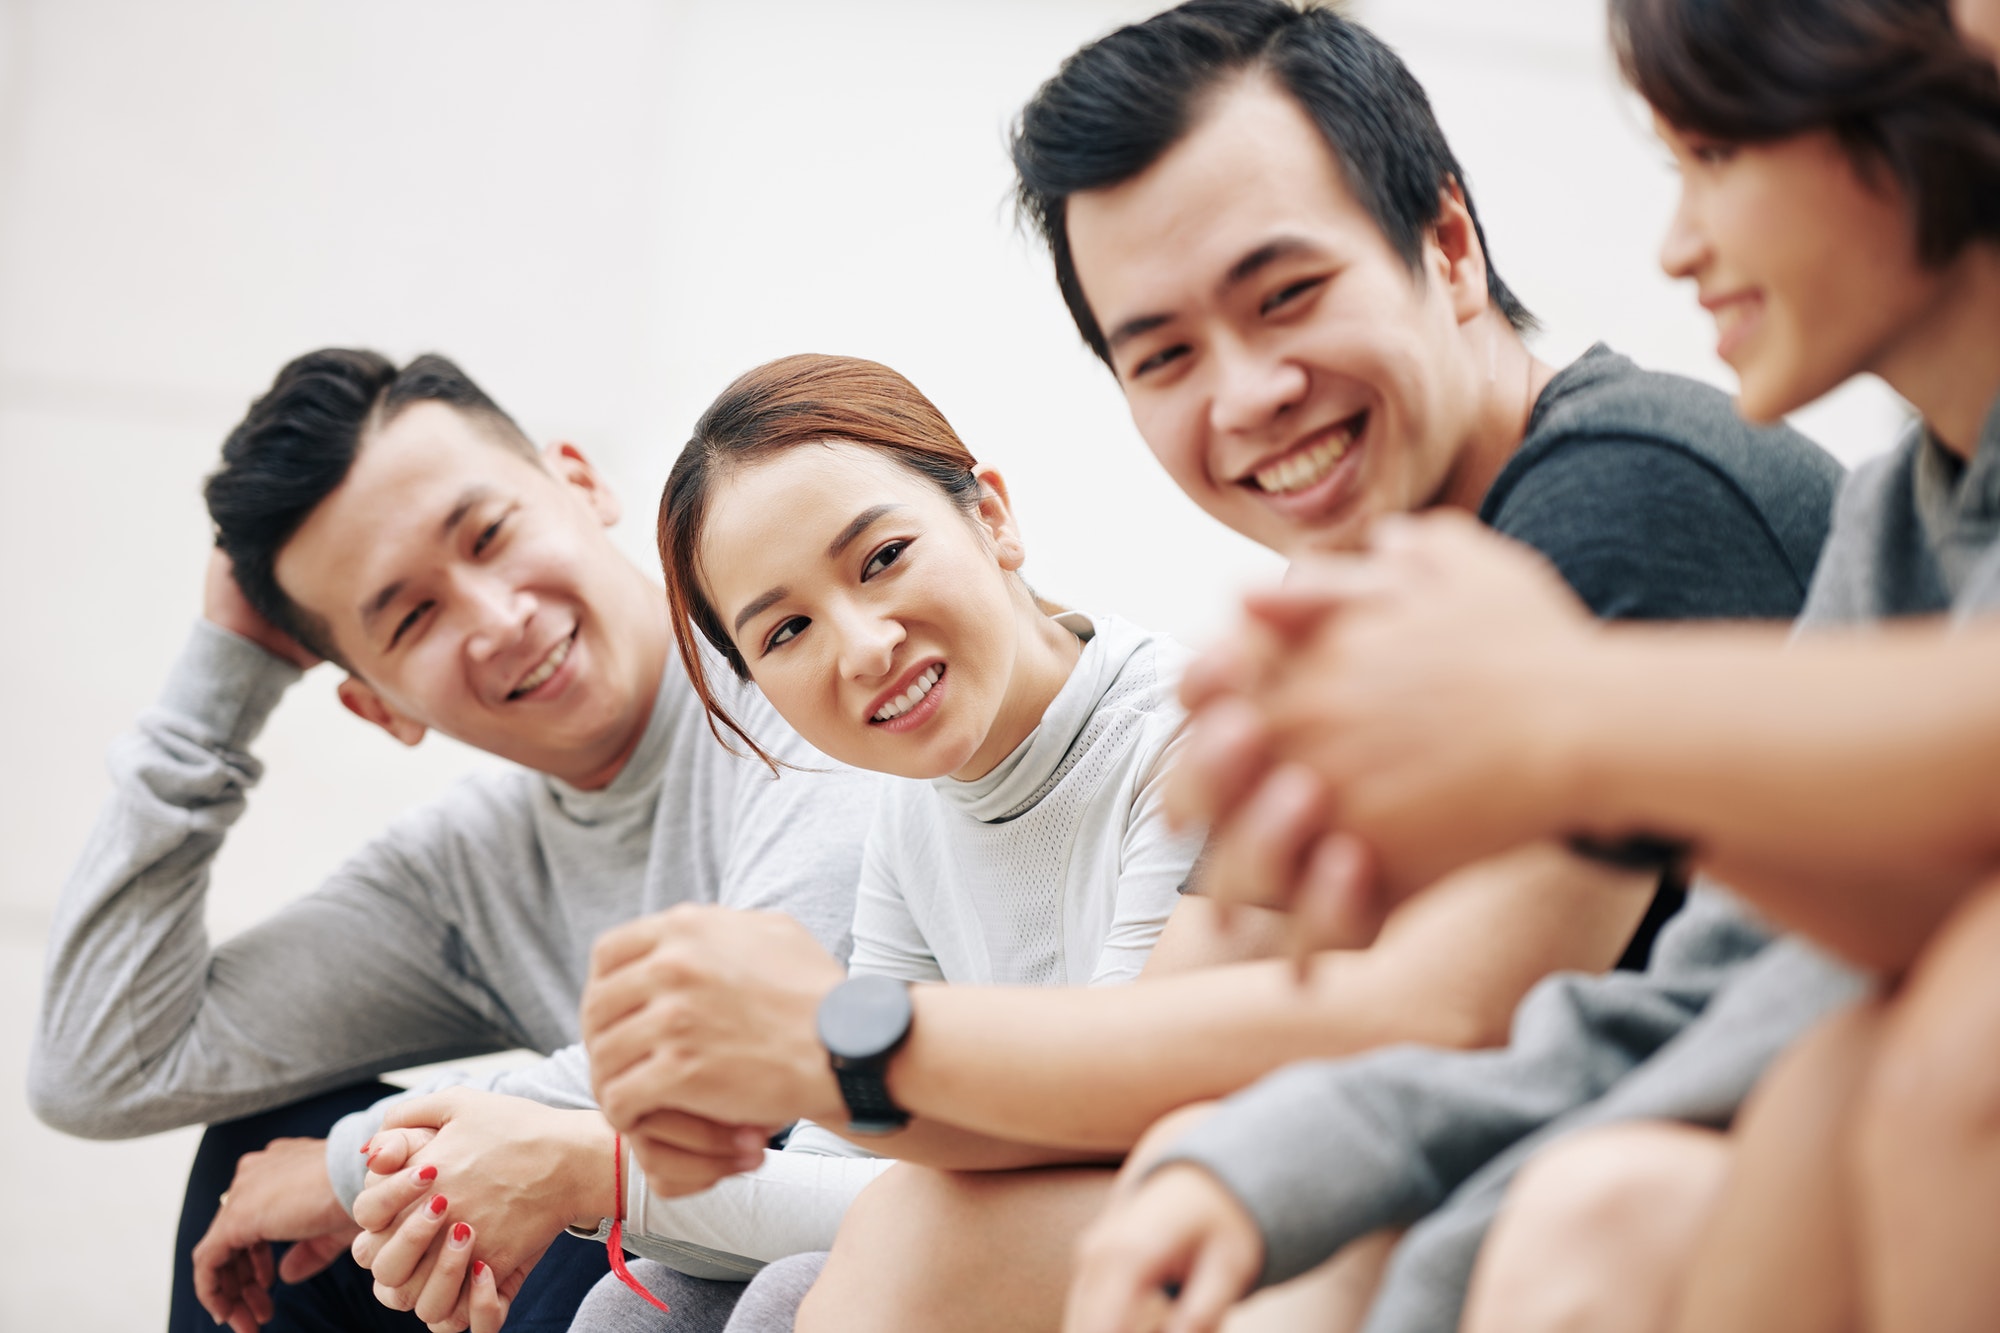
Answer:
[
  {"left": 382, "top": 1092, "right": 458, "bottom": 1134},
  {"left": 363, "top": 1125, "right": 430, "bottom": 1176},
  {"left": 278, "top": 1231, "right": 351, "bottom": 1284}
]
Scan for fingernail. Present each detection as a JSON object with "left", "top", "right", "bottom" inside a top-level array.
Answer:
[
  {"left": 473, "top": 1260, "right": 487, "bottom": 1279},
  {"left": 429, "top": 1194, "right": 448, "bottom": 1216},
  {"left": 451, "top": 1222, "right": 471, "bottom": 1245},
  {"left": 417, "top": 1165, "right": 437, "bottom": 1183}
]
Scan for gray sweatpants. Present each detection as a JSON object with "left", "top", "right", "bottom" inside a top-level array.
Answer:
[{"left": 570, "top": 1253, "right": 827, "bottom": 1333}]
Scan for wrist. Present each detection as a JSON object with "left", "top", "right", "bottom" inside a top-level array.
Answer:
[
  {"left": 815, "top": 975, "right": 915, "bottom": 1134},
  {"left": 563, "top": 1113, "right": 622, "bottom": 1231},
  {"left": 1523, "top": 630, "right": 1613, "bottom": 836}
]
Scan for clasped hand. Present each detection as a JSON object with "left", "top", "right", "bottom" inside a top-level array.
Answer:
[
  {"left": 581, "top": 903, "right": 848, "bottom": 1196},
  {"left": 347, "top": 1089, "right": 614, "bottom": 1332},
  {"left": 1166, "top": 512, "right": 1599, "bottom": 951}
]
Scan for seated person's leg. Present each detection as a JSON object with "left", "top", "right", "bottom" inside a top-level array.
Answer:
[
  {"left": 1855, "top": 875, "right": 2000, "bottom": 1333},
  {"left": 722, "top": 1252, "right": 829, "bottom": 1333},
  {"left": 796, "top": 1163, "right": 1116, "bottom": 1333},
  {"left": 1462, "top": 1122, "right": 1729, "bottom": 1333},
  {"left": 570, "top": 1258, "right": 745, "bottom": 1333},
  {"left": 171, "top": 1082, "right": 397, "bottom": 1333},
  {"left": 1668, "top": 1005, "right": 1881, "bottom": 1333}
]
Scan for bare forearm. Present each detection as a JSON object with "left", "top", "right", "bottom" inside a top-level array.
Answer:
[
  {"left": 1562, "top": 621, "right": 2000, "bottom": 969},
  {"left": 838, "top": 1119, "right": 1117, "bottom": 1170},
  {"left": 887, "top": 845, "right": 1651, "bottom": 1151}
]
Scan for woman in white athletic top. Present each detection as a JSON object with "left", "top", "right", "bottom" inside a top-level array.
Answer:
[{"left": 581, "top": 352, "right": 1202, "bottom": 1305}]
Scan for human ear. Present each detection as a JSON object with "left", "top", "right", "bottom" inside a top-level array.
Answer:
[
  {"left": 544, "top": 441, "right": 622, "bottom": 528},
  {"left": 336, "top": 676, "right": 429, "bottom": 747},
  {"left": 971, "top": 466, "right": 1028, "bottom": 571},
  {"left": 1429, "top": 180, "right": 1491, "bottom": 325}
]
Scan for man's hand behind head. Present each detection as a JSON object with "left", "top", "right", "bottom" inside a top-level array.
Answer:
[{"left": 205, "top": 548, "right": 321, "bottom": 671}]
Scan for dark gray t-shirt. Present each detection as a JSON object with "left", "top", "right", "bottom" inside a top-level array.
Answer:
[{"left": 1481, "top": 344, "right": 1844, "bottom": 963}]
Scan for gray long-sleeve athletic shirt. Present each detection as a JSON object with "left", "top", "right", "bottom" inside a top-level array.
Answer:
[
  {"left": 29, "top": 620, "right": 877, "bottom": 1212},
  {"left": 1160, "top": 399, "right": 2000, "bottom": 1332}
]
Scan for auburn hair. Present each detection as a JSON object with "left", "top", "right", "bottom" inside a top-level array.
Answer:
[{"left": 659, "top": 353, "right": 984, "bottom": 768}]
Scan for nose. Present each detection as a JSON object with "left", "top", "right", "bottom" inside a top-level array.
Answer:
[
  {"left": 1209, "top": 335, "right": 1308, "bottom": 438},
  {"left": 832, "top": 600, "right": 905, "bottom": 684},
  {"left": 459, "top": 570, "right": 532, "bottom": 663},
  {"left": 1658, "top": 185, "right": 1708, "bottom": 282}
]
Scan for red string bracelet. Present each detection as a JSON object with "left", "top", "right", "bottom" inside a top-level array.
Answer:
[{"left": 608, "top": 1131, "right": 672, "bottom": 1315}]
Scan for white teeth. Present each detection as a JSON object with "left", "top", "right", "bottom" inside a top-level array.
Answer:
[
  {"left": 1252, "top": 419, "right": 1362, "bottom": 495},
  {"left": 512, "top": 635, "right": 571, "bottom": 697},
  {"left": 872, "top": 664, "right": 943, "bottom": 723}
]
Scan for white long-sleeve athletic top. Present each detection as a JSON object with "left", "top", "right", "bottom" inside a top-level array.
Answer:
[
  {"left": 847, "top": 609, "right": 1197, "bottom": 987},
  {"left": 621, "top": 610, "right": 1202, "bottom": 1275}
]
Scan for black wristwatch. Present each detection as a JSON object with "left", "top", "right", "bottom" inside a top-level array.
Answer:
[{"left": 816, "top": 974, "right": 914, "bottom": 1135}]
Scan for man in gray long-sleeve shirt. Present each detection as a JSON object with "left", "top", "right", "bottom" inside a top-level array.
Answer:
[{"left": 29, "top": 349, "right": 874, "bottom": 1332}]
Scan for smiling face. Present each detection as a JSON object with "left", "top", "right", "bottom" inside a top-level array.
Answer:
[
  {"left": 1655, "top": 120, "right": 1944, "bottom": 422},
  {"left": 1956, "top": 0, "right": 2000, "bottom": 54},
  {"left": 1064, "top": 77, "right": 1492, "bottom": 559},
  {"left": 275, "top": 401, "right": 666, "bottom": 786},
  {"left": 698, "top": 443, "right": 1047, "bottom": 782}
]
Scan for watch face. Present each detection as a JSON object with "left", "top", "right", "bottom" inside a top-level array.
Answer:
[{"left": 818, "top": 974, "right": 912, "bottom": 1062}]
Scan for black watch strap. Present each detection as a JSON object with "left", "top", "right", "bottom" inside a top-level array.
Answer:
[{"left": 831, "top": 1065, "right": 910, "bottom": 1135}]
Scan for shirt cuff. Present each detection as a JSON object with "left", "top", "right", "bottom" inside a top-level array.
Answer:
[{"left": 157, "top": 620, "right": 304, "bottom": 753}]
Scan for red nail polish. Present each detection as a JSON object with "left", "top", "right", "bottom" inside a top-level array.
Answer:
[
  {"left": 453, "top": 1222, "right": 471, "bottom": 1244},
  {"left": 417, "top": 1165, "right": 437, "bottom": 1183},
  {"left": 473, "top": 1260, "right": 487, "bottom": 1278},
  {"left": 429, "top": 1195, "right": 448, "bottom": 1216}
]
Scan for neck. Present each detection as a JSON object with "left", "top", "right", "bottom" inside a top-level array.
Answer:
[
  {"left": 951, "top": 593, "right": 1084, "bottom": 782},
  {"left": 556, "top": 565, "right": 672, "bottom": 791},
  {"left": 1874, "top": 244, "right": 2000, "bottom": 460},
  {"left": 1436, "top": 311, "right": 1557, "bottom": 512}
]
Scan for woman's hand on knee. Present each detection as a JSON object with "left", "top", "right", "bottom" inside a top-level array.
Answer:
[{"left": 1066, "top": 1163, "right": 1263, "bottom": 1333}]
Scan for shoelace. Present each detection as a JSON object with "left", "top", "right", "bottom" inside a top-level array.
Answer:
[{"left": 608, "top": 1132, "right": 672, "bottom": 1314}]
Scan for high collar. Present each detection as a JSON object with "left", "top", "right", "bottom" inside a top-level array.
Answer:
[{"left": 936, "top": 611, "right": 1150, "bottom": 824}]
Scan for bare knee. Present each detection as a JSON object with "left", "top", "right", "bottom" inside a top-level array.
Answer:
[
  {"left": 1464, "top": 1123, "right": 1730, "bottom": 1333},
  {"left": 1860, "top": 883, "right": 2000, "bottom": 1183}
]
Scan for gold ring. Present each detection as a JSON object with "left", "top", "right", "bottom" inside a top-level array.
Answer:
[{"left": 218, "top": 1191, "right": 232, "bottom": 1209}]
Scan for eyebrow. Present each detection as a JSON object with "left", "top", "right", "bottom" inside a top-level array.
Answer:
[
  {"left": 1104, "top": 235, "right": 1328, "bottom": 355},
  {"left": 827, "top": 504, "right": 902, "bottom": 559},
  {"left": 732, "top": 586, "right": 791, "bottom": 637},
  {"left": 358, "top": 485, "right": 498, "bottom": 631},
  {"left": 1222, "top": 235, "right": 1323, "bottom": 290},
  {"left": 729, "top": 504, "right": 906, "bottom": 638}
]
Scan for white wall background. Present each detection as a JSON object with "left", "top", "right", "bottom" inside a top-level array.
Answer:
[{"left": 0, "top": 1, "right": 1906, "bottom": 1324}]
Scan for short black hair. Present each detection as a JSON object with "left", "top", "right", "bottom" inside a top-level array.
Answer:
[
  {"left": 1613, "top": 0, "right": 2000, "bottom": 266},
  {"left": 203, "top": 349, "right": 535, "bottom": 665},
  {"left": 1010, "top": 0, "right": 1534, "bottom": 366}
]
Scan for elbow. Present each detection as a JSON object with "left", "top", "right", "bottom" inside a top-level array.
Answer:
[
  {"left": 26, "top": 1044, "right": 152, "bottom": 1141},
  {"left": 27, "top": 1054, "right": 97, "bottom": 1138}
]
